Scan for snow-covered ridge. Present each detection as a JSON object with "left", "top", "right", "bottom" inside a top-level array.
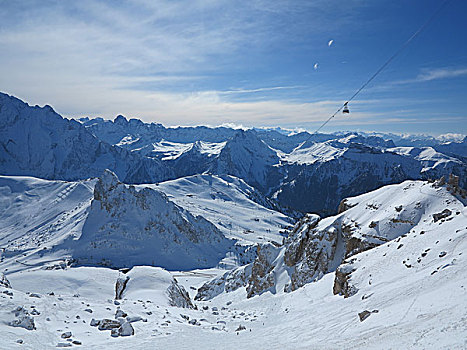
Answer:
[
  {"left": 0, "top": 93, "right": 173, "bottom": 184},
  {"left": 195, "top": 178, "right": 467, "bottom": 300},
  {"left": 64, "top": 170, "right": 233, "bottom": 270},
  {"left": 2, "top": 92, "right": 466, "bottom": 216},
  {"left": 154, "top": 174, "right": 293, "bottom": 246},
  {"left": 0, "top": 171, "right": 295, "bottom": 273}
]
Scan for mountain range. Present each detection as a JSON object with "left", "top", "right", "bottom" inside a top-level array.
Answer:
[{"left": 0, "top": 92, "right": 466, "bottom": 349}]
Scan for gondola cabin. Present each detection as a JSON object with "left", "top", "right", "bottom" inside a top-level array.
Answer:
[{"left": 343, "top": 102, "right": 349, "bottom": 114}]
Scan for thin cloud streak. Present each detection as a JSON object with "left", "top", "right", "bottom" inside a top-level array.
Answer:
[
  {"left": 375, "top": 67, "right": 467, "bottom": 90},
  {"left": 416, "top": 67, "right": 467, "bottom": 82},
  {"left": 220, "top": 86, "right": 304, "bottom": 95}
]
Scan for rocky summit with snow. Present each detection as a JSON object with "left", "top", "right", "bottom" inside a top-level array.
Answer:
[{"left": 0, "top": 92, "right": 466, "bottom": 349}]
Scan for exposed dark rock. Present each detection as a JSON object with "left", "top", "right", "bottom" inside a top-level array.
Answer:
[
  {"left": 338, "top": 199, "right": 355, "bottom": 214},
  {"left": 115, "top": 275, "right": 130, "bottom": 300},
  {"left": 61, "top": 331, "right": 72, "bottom": 339},
  {"left": 97, "top": 319, "right": 121, "bottom": 331},
  {"left": 167, "top": 280, "right": 195, "bottom": 309},
  {"left": 0, "top": 273, "right": 11, "bottom": 288},
  {"left": 9, "top": 307, "right": 35, "bottom": 330},
  {"left": 358, "top": 309, "right": 379, "bottom": 322},
  {"left": 115, "top": 308, "right": 127, "bottom": 319},
  {"left": 433, "top": 209, "right": 452, "bottom": 222},
  {"left": 333, "top": 264, "right": 358, "bottom": 298}
]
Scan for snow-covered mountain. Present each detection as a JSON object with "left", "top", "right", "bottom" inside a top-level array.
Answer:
[
  {"left": 155, "top": 174, "right": 292, "bottom": 246},
  {"left": 0, "top": 93, "right": 173, "bottom": 184},
  {"left": 1, "top": 92, "right": 466, "bottom": 349},
  {"left": 66, "top": 170, "right": 233, "bottom": 270},
  {"left": 276, "top": 142, "right": 424, "bottom": 215},
  {"left": 79, "top": 115, "right": 238, "bottom": 148},
  {"left": 195, "top": 176, "right": 466, "bottom": 300},
  {"left": 2, "top": 93, "right": 465, "bottom": 216},
  {"left": 0, "top": 170, "right": 294, "bottom": 272},
  {"left": 79, "top": 111, "right": 467, "bottom": 216}
]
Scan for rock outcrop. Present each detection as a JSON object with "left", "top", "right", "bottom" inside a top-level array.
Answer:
[
  {"left": 115, "top": 275, "right": 130, "bottom": 300},
  {"left": 0, "top": 273, "right": 11, "bottom": 288},
  {"left": 167, "top": 279, "right": 195, "bottom": 309},
  {"left": 116, "top": 266, "right": 195, "bottom": 309},
  {"left": 333, "top": 262, "right": 358, "bottom": 298},
  {"left": 9, "top": 307, "right": 35, "bottom": 330},
  {"left": 70, "top": 170, "right": 232, "bottom": 270}
]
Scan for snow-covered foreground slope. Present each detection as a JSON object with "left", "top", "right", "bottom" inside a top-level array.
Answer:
[
  {"left": 196, "top": 179, "right": 467, "bottom": 299},
  {"left": 0, "top": 180, "right": 465, "bottom": 349}
]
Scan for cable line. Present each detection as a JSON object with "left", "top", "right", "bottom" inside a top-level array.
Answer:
[{"left": 303, "top": 0, "right": 452, "bottom": 143}]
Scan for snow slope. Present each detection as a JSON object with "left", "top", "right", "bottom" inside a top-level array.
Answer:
[
  {"left": 0, "top": 171, "right": 295, "bottom": 272},
  {"left": 0, "top": 180, "right": 465, "bottom": 349},
  {"left": 196, "top": 179, "right": 467, "bottom": 300},
  {"left": 155, "top": 174, "right": 292, "bottom": 245},
  {"left": 63, "top": 170, "right": 233, "bottom": 270},
  {"left": 0, "top": 175, "right": 94, "bottom": 273}
]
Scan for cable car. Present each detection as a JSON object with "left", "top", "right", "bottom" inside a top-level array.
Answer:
[{"left": 343, "top": 102, "right": 349, "bottom": 114}]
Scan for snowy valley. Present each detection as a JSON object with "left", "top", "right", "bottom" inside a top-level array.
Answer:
[{"left": 0, "top": 93, "right": 466, "bottom": 349}]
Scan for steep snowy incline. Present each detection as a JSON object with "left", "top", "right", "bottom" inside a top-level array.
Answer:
[
  {"left": 65, "top": 170, "right": 233, "bottom": 270},
  {"left": 0, "top": 175, "right": 94, "bottom": 272},
  {"left": 213, "top": 130, "right": 283, "bottom": 194},
  {"left": 154, "top": 174, "right": 293, "bottom": 245},
  {"left": 0, "top": 93, "right": 173, "bottom": 183},
  {"left": 196, "top": 178, "right": 467, "bottom": 300}
]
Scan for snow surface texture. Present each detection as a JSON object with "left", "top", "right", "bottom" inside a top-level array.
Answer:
[
  {"left": 0, "top": 180, "right": 466, "bottom": 349},
  {"left": 154, "top": 174, "right": 292, "bottom": 246}
]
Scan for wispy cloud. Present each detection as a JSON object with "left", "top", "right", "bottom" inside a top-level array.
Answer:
[
  {"left": 416, "top": 67, "right": 467, "bottom": 82},
  {"left": 377, "top": 67, "right": 467, "bottom": 89},
  {"left": 220, "top": 86, "right": 303, "bottom": 95}
]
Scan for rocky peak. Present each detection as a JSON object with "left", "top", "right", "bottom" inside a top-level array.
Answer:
[
  {"left": 70, "top": 172, "right": 232, "bottom": 269},
  {"left": 114, "top": 115, "right": 128, "bottom": 125},
  {"left": 94, "top": 169, "right": 120, "bottom": 201}
]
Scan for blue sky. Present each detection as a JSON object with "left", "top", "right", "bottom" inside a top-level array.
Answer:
[{"left": 1, "top": 0, "right": 466, "bottom": 135}]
